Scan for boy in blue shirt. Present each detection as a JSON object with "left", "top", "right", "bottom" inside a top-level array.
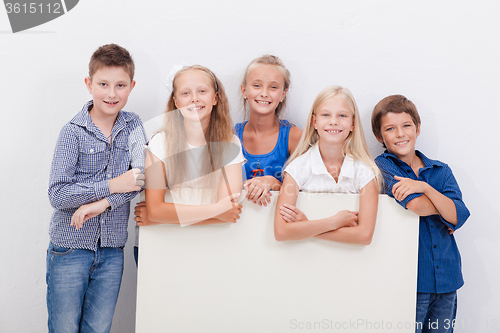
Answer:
[
  {"left": 371, "top": 95, "right": 470, "bottom": 333},
  {"left": 46, "top": 44, "right": 146, "bottom": 333}
]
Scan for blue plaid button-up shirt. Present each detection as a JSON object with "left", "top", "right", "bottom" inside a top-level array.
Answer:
[
  {"left": 375, "top": 150, "right": 470, "bottom": 293},
  {"left": 48, "top": 101, "right": 146, "bottom": 251}
]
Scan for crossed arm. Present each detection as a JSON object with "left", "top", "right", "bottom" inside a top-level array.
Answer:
[
  {"left": 51, "top": 121, "right": 147, "bottom": 229},
  {"left": 137, "top": 149, "right": 243, "bottom": 226},
  {"left": 244, "top": 126, "right": 303, "bottom": 207},
  {"left": 392, "top": 176, "right": 457, "bottom": 225},
  {"left": 273, "top": 173, "right": 378, "bottom": 245},
  {"left": 71, "top": 170, "right": 145, "bottom": 229}
]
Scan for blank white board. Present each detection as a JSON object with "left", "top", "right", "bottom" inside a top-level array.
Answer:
[{"left": 136, "top": 193, "right": 419, "bottom": 332}]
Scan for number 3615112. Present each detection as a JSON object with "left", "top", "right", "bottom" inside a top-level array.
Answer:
[{"left": 5, "top": 2, "right": 62, "bottom": 14}]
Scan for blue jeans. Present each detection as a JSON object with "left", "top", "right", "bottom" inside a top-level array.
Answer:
[
  {"left": 415, "top": 291, "right": 457, "bottom": 333},
  {"left": 46, "top": 242, "right": 124, "bottom": 333}
]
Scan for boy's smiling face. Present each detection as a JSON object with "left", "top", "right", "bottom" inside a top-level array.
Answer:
[
  {"left": 85, "top": 66, "right": 135, "bottom": 119},
  {"left": 377, "top": 112, "right": 420, "bottom": 161}
]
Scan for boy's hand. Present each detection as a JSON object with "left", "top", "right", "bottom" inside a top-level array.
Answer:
[
  {"left": 215, "top": 193, "right": 243, "bottom": 223},
  {"left": 244, "top": 177, "right": 274, "bottom": 206},
  {"left": 109, "top": 168, "right": 145, "bottom": 194},
  {"left": 134, "top": 202, "right": 155, "bottom": 226},
  {"left": 71, "top": 199, "right": 110, "bottom": 230},
  {"left": 392, "top": 176, "right": 429, "bottom": 201},
  {"left": 280, "top": 204, "right": 308, "bottom": 223}
]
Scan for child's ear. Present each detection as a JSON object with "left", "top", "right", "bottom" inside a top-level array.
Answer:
[
  {"left": 416, "top": 124, "right": 421, "bottom": 137},
  {"left": 130, "top": 80, "right": 136, "bottom": 92},
  {"left": 312, "top": 114, "right": 317, "bottom": 130},
  {"left": 84, "top": 77, "right": 92, "bottom": 94},
  {"left": 173, "top": 96, "right": 178, "bottom": 109},
  {"left": 375, "top": 134, "right": 385, "bottom": 144},
  {"left": 280, "top": 88, "right": 288, "bottom": 102},
  {"left": 213, "top": 92, "right": 218, "bottom": 106},
  {"left": 240, "top": 84, "right": 247, "bottom": 99}
]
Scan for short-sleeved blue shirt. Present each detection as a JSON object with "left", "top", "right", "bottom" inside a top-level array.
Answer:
[
  {"left": 375, "top": 150, "right": 470, "bottom": 293},
  {"left": 234, "top": 120, "right": 292, "bottom": 182}
]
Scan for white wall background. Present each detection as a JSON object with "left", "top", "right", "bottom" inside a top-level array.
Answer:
[{"left": 1, "top": 0, "right": 499, "bottom": 332}]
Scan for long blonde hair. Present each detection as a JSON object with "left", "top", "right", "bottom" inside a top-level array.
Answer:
[
  {"left": 241, "top": 55, "right": 291, "bottom": 120},
  {"left": 163, "top": 65, "right": 234, "bottom": 192},
  {"left": 287, "top": 85, "right": 382, "bottom": 190}
]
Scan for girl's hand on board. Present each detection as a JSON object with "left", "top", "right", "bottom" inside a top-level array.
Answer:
[
  {"left": 280, "top": 204, "right": 308, "bottom": 223},
  {"left": 244, "top": 176, "right": 275, "bottom": 206},
  {"left": 216, "top": 193, "right": 243, "bottom": 223},
  {"left": 71, "top": 199, "right": 110, "bottom": 230},
  {"left": 332, "top": 210, "right": 358, "bottom": 229},
  {"left": 134, "top": 202, "right": 155, "bottom": 226}
]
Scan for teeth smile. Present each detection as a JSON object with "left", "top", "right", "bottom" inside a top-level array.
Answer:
[
  {"left": 395, "top": 141, "right": 409, "bottom": 146},
  {"left": 189, "top": 106, "right": 203, "bottom": 111},
  {"left": 256, "top": 100, "right": 271, "bottom": 105},
  {"left": 326, "top": 130, "right": 341, "bottom": 133},
  {"left": 105, "top": 101, "right": 118, "bottom": 105}
]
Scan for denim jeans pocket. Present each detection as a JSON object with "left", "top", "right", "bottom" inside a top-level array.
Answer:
[{"left": 50, "top": 243, "right": 74, "bottom": 256}]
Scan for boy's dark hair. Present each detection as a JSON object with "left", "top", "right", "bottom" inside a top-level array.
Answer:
[
  {"left": 89, "top": 44, "right": 135, "bottom": 81},
  {"left": 371, "top": 94, "right": 421, "bottom": 141}
]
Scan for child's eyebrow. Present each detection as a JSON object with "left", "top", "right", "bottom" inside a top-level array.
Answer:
[{"left": 318, "top": 109, "right": 341, "bottom": 114}]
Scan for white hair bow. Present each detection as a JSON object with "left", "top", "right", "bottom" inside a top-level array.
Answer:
[{"left": 163, "top": 62, "right": 192, "bottom": 92}]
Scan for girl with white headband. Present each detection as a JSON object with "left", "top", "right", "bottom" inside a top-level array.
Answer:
[{"left": 134, "top": 65, "right": 245, "bottom": 229}]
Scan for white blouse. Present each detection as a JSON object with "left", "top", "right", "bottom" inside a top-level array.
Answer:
[{"left": 284, "top": 144, "right": 375, "bottom": 194}]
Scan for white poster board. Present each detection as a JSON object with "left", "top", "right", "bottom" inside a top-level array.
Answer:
[{"left": 136, "top": 193, "right": 419, "bottom": 332}]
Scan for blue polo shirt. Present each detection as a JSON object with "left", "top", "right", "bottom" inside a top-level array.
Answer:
[{"left": 375, "top": 150, "right": 470, "bottom": 293}]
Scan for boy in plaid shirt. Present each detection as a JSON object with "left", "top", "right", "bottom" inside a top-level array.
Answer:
[{"left": 46, "top": 44, "right": 146, "bottom": 333}]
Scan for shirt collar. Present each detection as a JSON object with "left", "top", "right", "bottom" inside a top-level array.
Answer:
[
  {"left": 70, "top": 101, "right": 94, "bottom": 129},
  {"left": 310, "top": 144, "right": 355, "bottom": 179},
  {"left": 70, "top": 100, "right": 128, "bottom": 135},
  {"left": 382, "top": 150, "right": 443, "bottom": 169}
]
